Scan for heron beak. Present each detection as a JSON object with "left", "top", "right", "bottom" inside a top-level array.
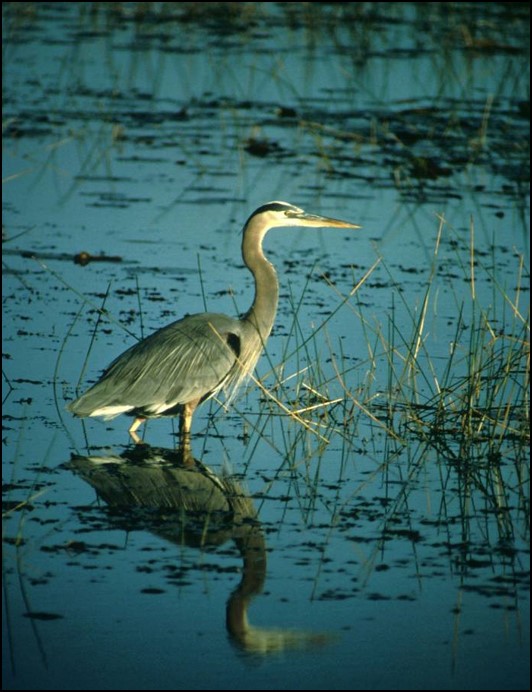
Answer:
[{"left": 293, "top": 212, "right": 361, "bottom": 229}]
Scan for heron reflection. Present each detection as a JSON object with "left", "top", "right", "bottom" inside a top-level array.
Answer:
[{"left": 67, "top": 446, "right": 332, "bottom": 654}]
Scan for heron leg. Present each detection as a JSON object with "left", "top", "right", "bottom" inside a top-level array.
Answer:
[
  {"left": 177, "top": 400, "right": 199, "bottom": 464},
  {"left": 128, "top": 417, "right": 146, "bottom": 445},
  {"left": 179, "top": 400, "right": 200, "bottom": 438}
]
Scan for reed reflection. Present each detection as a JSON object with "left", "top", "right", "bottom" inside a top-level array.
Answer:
[{"left": 67, "top": 445, "right": 331, "bottom": 655}]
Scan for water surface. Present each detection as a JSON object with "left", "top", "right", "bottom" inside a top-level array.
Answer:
[{"left": 3, "top": 3, "right": 529, "bottom": 690}]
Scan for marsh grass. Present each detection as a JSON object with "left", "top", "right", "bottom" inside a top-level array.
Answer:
[{"left": 371, "top": 228, "right": 530, "bottom": 458}]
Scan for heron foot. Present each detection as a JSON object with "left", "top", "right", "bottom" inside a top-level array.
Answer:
[{"left": 129, "top": 417, "right": 147, "bottom": 444}]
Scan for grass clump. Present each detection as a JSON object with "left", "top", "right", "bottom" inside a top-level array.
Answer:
[{"left": 333, "top": 216, "right": 529, "bottom": 464}]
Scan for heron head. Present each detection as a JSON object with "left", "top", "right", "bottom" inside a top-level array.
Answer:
[{"left": 247, "top": 201, "right": 360, "bottom": 230}]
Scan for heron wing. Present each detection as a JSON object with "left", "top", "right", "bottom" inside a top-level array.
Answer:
[{"left": 68, "top": 313, "right": 243, "bottom": 418}]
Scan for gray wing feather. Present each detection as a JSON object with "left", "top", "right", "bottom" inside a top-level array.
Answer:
[{"left": 68, "top": 313, "right": 242, "bottom": 417}]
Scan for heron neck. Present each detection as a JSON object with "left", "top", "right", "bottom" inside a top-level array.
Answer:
[{"left": 241, "top": 217, "right": 279, "bottom": 340}]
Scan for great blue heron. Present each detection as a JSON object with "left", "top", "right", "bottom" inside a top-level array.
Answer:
[{"left": 68, "top": 201, "right": 360, "bottom": 443}]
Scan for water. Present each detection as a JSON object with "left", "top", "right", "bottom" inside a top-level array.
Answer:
[{"left": 3, "top": 3, "right": 529, "bottom": 690}]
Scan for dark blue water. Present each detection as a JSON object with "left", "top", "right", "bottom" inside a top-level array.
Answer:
[{"left": 3, "top": 3, "right": 529, "bottom": 690}]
